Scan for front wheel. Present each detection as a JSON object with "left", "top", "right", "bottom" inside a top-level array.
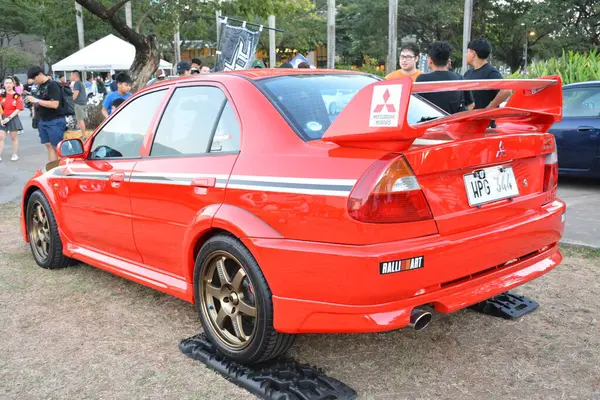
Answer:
[
  {"left": 194, "top": 234, "right": 295, "bottom": 364},
  {"left": 26, "top": 190, "right": 75, "bottom": 269}
]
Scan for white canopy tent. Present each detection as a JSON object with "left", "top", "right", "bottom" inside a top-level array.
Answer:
[{"left": 51, "top": 34, "right": 172, "bottom": 73}]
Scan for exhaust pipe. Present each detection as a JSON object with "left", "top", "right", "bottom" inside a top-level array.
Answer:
[{"left": 408, "top": 308, "right": 432, "bottom": 331}]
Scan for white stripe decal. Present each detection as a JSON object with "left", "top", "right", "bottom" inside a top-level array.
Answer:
[
  {"left": 127, "top": 173, "right": 356, "bottom": 196},
  {"left": 229, "top": 174, "right": 357, "bottom": 186},
  {"left": 226, "top": 183, "right": 351, "bottom": 197},
  {"left": 131, "top": 178, "right": 227, "bottom": 188},
  {"left": 131, "top": 172, "right": 230, "bottom": 180}
]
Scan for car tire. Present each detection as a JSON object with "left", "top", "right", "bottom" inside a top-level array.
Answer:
[
  {"left": 194, "top": 234, "right": 295, "bottom": 364},
  {"left": 26, "top": 190, "right": 76, "bottom": 269}
]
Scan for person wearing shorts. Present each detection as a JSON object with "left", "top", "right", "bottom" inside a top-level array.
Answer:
[
  {"left": 0, "top": 77, "right": 24, "bottom": 162},
  {"left": 26, "top": 66, "right": 66, "bottom": 162},
  {"left": 71, "top": 70, "right": 88, "bottom": 138}
]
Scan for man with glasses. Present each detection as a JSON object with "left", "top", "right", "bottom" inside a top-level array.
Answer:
[{"left": 385, "top": 44, "right": 423, "bottom": 82}]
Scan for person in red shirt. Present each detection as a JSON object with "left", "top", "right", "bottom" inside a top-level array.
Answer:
[{"left": 0, "top": 76, "right": 24, "bottom": 161}]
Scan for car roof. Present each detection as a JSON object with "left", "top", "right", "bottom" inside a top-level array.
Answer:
[
  {"left": 563, "top": 80, "right": 600, "bottom": 89},
  {"left": 227, "top": 68, "right": 368, "bottom": 80},
  {"left": 144, "top": 68, "right": 371, "bottom": 89}
]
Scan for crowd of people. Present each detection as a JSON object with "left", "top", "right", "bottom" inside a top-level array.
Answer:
[
  {"left": 384, "top": 37, "right": 510, "bottom": 116},
  {"left": 0, "top": 37, "right": 507, "bottom": 164}
]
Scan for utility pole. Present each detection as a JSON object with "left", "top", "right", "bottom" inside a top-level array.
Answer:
[
  {"left": 387, "top": 0, "right": 398, "bottom": 75},
  {"left": 75, "top": 2, "right": 85, "bottom": 50},
  {"left": 327, "top": 0, "right": 335, "bottom": 69},
  {"left": 523, "top": 30, "right": 528, "bottom": 74},
  {"left": 125, "top": 1, "right": 132, "bottom": 28},
  {"left": 269, "top": 15, "right": 276, "bottom": 68},
  {"left": 461, "top": 0, "right": 473, "bottom": 73},
  {"left": 174, "top": 27, "right": 181, "bottom": 64},
  {"left": 216, "top": 0, "right": 222, "bottom": 45}
]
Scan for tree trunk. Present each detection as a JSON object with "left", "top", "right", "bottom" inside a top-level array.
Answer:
[
  {"left": 129, "top": 35, "right": 160, "bottom": 92},
  {"left": 75, "top": 0, "right": 163, "bottom": 93}
]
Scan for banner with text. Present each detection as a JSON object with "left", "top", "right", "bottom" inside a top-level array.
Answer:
[{"left": 215, "top": 21, "right": 261, "bottom": 72}]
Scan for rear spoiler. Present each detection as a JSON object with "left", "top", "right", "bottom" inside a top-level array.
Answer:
[{"left": 321, "top": 75, "right": 562, "bottom": 151}]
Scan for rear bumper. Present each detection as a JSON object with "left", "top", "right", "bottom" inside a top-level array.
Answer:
[{"left": 242, "top": 200, "right": 566, "bottom": 334}]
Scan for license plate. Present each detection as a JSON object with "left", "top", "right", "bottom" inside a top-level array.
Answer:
[{"left": 464, "top": 166, "right": 519, "bottom": 206}]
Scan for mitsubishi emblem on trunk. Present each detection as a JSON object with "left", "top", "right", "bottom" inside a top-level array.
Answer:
[{"left": 496, "top": 141, "right": 507, "bottom": 158}]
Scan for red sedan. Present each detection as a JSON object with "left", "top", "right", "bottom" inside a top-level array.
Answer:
[{"left": 20, "top": 70, "right": 566, "bottom": 364}]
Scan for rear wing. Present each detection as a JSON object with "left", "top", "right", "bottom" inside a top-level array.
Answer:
[{"left": 321, "top": 75, "right": 562, "bottom": 151}]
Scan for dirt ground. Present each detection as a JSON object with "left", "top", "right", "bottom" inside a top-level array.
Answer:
[{"left": 1, "top": 204, "right": 599, "bottom": 400}]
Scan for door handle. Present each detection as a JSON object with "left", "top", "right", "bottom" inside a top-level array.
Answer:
[
  {"left": 109, "top": 172, "right": 125, "bottom": 182},
  {"left": 191, "top": 177, "right": 216, "bottom": 188},
  {"left": 577, "top": 126, "right": 594, "bottom": 132}
]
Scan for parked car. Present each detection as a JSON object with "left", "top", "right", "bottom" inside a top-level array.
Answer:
[
  {"left": 20, "top": 71, "right": 566, "bottom": 364},
  {"left": 549, "top": 80, "right": 600, "bottom": 178}
]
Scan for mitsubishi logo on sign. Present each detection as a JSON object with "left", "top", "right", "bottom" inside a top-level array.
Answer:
[
  {"left": 496, "top": 141, "right": 507, "bottom": 158},
  {"left": 369, "top": 85, "right": 402, "bottom": 128}
]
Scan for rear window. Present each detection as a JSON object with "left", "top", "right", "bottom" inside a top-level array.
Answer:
[{"left": 256, "top": 74, "right": 445, "bottom": 141}]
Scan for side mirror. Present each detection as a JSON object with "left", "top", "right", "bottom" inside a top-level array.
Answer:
[{"left": 57, "top": 139, "right": 85, "bottom": 158}]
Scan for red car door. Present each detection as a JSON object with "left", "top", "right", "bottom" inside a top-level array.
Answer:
[
  {"left": 129, "top": 83, "right": 241, "bottom": 277},
  {"left": 57, "top": 88, "right": 169, "bottom": 262}
]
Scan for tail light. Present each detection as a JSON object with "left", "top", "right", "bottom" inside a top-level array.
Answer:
[
  {"left": 348, "top": 154, "right": 433, "bottom": 223},
  {"left": 543, "top": 151, "right": 558, "bottom": 192}
]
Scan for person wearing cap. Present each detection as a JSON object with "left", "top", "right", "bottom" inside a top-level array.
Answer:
[
  {"left": 252, "top": 59, "right": 266, "bottom": 69},
  {"left": 177, "top": 61, "right": 191, "bottom": 77},
  {"left": 191, "top": 68, "right": 200, "bottom": 75}
]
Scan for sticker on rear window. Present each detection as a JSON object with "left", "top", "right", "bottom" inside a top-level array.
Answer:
[
  {"left": 369, "top": 84, "right": 402, "bottom": 128},
  {"left": 306, "top": 121, "right": 323, "bottom": 131},
  {"left": 380, "top": 256, "right": 424, "bottom": 275}
]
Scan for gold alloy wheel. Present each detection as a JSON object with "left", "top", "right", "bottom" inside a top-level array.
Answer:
[
  {"left": 29, "top": 201, "right": 51, "bottom": 262},
  {"left": 200, "top": 251, "right": 258, "bottom": 349}
]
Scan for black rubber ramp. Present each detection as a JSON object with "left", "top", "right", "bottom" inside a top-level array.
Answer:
[
  {"left": 179, "top": 333, "right": 357, "bottom": 400},
  {"left": 468, "top": 292, "right": 539, "bottom": 319}
]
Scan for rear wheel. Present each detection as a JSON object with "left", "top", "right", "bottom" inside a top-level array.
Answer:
[
  {"left": 194, "top": 234, "right": 295, "bottom": 364},
  {"left": 26, "top": 190, "right": 75, "bottom": 269}
]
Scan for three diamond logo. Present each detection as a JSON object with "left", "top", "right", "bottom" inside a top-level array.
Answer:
[{"left": 369, "top": 84, "right": 403, "bottom": 128}]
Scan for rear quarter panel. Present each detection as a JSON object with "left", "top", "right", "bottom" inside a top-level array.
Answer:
[{"left": 220, "top": 78, "right": 438, "bottom": 244}]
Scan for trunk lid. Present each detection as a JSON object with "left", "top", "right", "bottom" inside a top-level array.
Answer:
[{"left": 404, "top": 133, "right": 555, "bottom": 235}]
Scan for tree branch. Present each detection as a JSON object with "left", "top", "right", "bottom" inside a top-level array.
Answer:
[
  {"left": 107, "top": 0, "right": 131, "bottom": 18},
  {"left": 136, "top": 0, "right": 171, "bottom": 33},
  {"left": 75, "top": 0, "right": 145, "bottom": 48}
]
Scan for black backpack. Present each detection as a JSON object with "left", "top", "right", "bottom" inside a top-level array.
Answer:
[{"left": 59, "top": 84, "right": 75, "bottom": 116}]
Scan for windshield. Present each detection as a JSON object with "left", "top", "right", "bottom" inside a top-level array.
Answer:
[{"left": 256, "top": 74, "right": 445, "bottom": 141}]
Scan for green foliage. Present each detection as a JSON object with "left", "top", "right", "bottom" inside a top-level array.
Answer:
[
  {"left": 256, "top": 2, "right": 326, "bottom": 54},
  {"left": 526, "top": 49, "right": 600, "bottom": 85},
  {"left": 336, "top": 57, "right": 385, "bottom": 77},
  {"left": 38, "top": 0, "right": 113, "bottom": 65},
  {"left": 0, "top": 0, "right": 40, "bottom": 43},
  {"left": 0, "top": 47, "right": 36, "bottom": 74}
]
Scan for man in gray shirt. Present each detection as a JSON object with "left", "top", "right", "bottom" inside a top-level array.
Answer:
[{"left": 70, "top": 70, "right": 88, "bottom": 137}]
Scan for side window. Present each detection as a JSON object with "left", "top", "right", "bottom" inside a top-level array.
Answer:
[
  {"left": 563, "top": 87, "right": 600, "bottom": 118},
  {"left": 210, "top": 101, "right": 240, "bottom": 152},
  {"left": 150, "top": 86, "right": 227, "bottom": 156},
  {"left": 90, "top": 90, "right": 166, "bottom": 159}
]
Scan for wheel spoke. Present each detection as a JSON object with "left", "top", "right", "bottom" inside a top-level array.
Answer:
[
  {"left": 205, "top": 283, "right": 221, "bottom": 299},
  {"left": 231, "top": 268, "right": 246, "bottom": 292},
  {"left": 36, "top": 206, "right": 45, "bottom": 224},
  {"left": 42, "top": 240, "right": 49, "bottom": 255},
  {"left": 216, "top": 257, "right": 231, "bottom": 285},
  {"left": 215, "top": 308, "right": 227, "bottom": 329},
  {"left": 237, "top": 300, "right": 257, "bottom": 317},
  {"left": 231, "top": 314, "right": 247, "bottom": 341}
]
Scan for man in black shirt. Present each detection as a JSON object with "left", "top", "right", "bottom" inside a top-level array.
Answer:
[
  {"left": 416, "top": 41, "right": 474, "bottom": 114},
  {"left": 26, "top": 66, "right": 66, "bottom": 162},
  {"left": 463, "top": 38, "right": 511, "bottom": 109}
]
